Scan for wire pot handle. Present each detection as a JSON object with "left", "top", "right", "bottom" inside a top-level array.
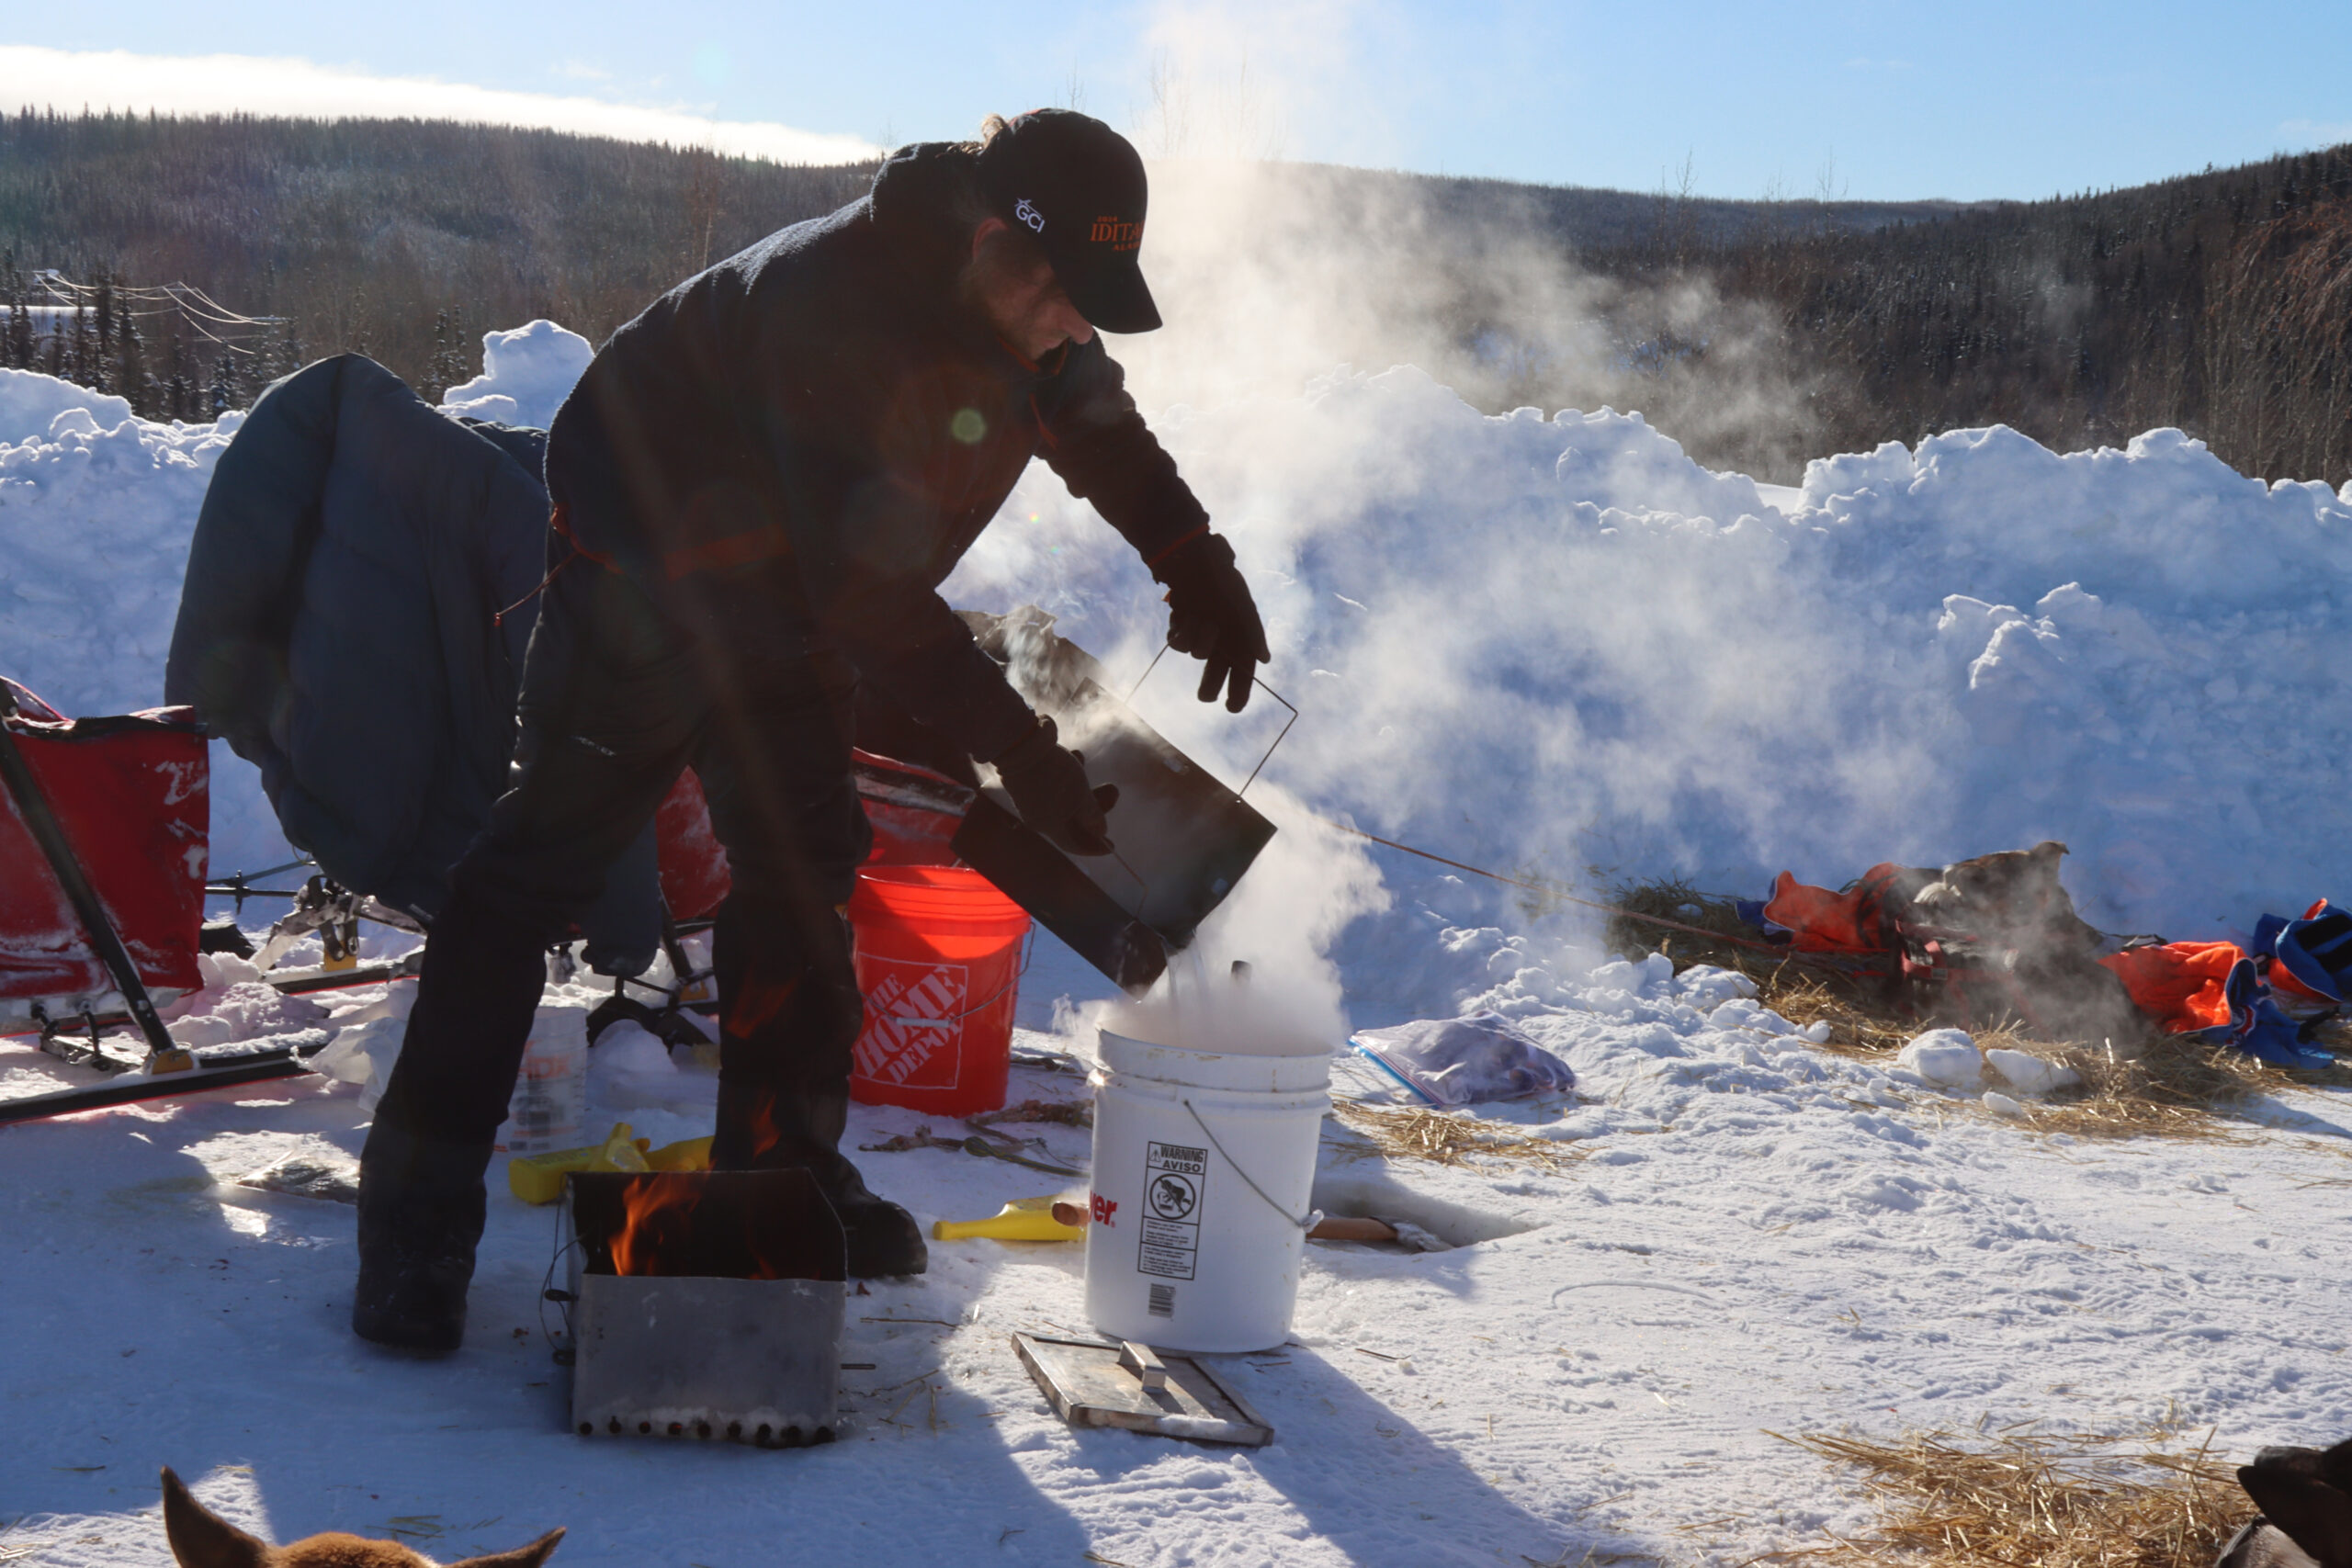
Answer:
[
  {"left": 1123, "top": 640, "right": 1297, "bottom": 799},
  {"left": 1181, "top": 1098, "right": 1319, "bottom": 1233}
]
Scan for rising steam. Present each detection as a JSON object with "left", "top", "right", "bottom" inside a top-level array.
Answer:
[{"left": 954, "top": 118, "right": 1852, "bottom": 1036}]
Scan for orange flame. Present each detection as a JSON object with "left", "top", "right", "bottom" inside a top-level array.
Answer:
[
  {"left": 605, "top": 1172, "right": 804, "bottom": 1280},
  {"left": 609, "top": 1175, "right": 703, "bottom": 1277}
]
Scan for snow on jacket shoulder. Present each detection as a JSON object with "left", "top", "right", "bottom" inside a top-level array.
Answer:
[{"left": 545, "top": 141, "right": 1207, "bottom": 762}]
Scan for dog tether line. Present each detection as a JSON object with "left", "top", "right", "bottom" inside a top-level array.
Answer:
[{"left": 1318, "top": 820, "right": 1844, "bottom": 966}]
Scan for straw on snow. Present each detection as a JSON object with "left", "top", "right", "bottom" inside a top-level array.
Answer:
[
  {"left": 1327, "top": 1101, "right": 1582, "bottom": 1171},
  {"left": 1606, "top": 877, "right": 2352, "bottom": 1142},
  {"left": 1796, "top": 1003, "right": 2344, "bottom": 1144},
  {"left": 1779, "top": 1424, "right": 2251, "bottom": 1568}
]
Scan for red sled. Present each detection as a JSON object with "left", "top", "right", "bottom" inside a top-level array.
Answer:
[{"left": 0, "top": 679, "right": 207, "bottom": 1024}]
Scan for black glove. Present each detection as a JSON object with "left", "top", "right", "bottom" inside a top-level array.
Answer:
[
  {"left": 991, "top": 716, "right": 1119, "bottom": 856},
  {"left": 1155, "top": 533, "right": 1270, "bottom": 713}
]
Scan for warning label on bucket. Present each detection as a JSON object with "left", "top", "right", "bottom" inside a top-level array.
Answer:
[{"left": 1137, "top": 1141, "right": 1205, "bottom": 1280}]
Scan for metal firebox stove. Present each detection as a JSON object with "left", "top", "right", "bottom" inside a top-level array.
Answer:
[{"left": 562, "top": 1168, "right": 846, "bottom": 1447}]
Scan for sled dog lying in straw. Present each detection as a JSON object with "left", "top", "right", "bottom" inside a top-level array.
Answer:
[
  {"left": 1907, "top": 840, "right": 2149, "bottom": 1049},
  {"left": 163, "top": 1467, "right": 563, "bottom": 1568},
  {"left": 2214, "top": 1437, "right": 2352, "bottom": 1567}
]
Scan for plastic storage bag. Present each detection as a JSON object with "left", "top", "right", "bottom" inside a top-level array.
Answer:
[{"left": 1348, "top": 1011, "right": 1576, "bottom": 1107}]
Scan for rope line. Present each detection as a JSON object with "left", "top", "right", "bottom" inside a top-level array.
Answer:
[{"left": 1320, "top": 819, "right": 1861, "bottom": 971}]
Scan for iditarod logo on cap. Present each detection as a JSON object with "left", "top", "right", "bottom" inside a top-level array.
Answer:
[
  {"left": 1013, "top": 197, "right": 1044, "bottom": 232},
  {"left": 1089, "top": 215, "right": 1143, "bottom": 252}
]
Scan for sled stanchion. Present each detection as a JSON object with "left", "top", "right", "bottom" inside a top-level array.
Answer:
[
  {"left": 204, "top": 857, "right": 317, "bottom": 915},
  {"left": 0, "top": 687, "right": 189, "bottom": 1075},
  {"left": 28, "top": 999, "right": 131, "bottom": 1075}
]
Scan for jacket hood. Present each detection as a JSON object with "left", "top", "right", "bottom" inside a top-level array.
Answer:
[
  {"left": 872, "top": 141, "right": 1065, "bottom": 367},
  {"left": 871, "top": 141, "right": 985, "bottom": 295}
]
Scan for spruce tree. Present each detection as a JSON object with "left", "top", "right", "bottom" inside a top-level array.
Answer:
[
  {"left": 4, "top": 265, "right": 29, "bottom": 370},
  {"left": 92, "top": 269, "right": 114, "bottom": 391},
  {"left": 114, "top": 305, "right": 150, "bottom": 416},
  {"left": 426, "top": 306, "right": 470, "bottom": 401},
  {"left": 205, "top": 351, "right": 241, "bottom": 418},
  {"left": 162, "top": 326, "right": 190, "bottom": 421},
  {"left": 1, "top": 250, "right": 20, "bottom": 369},
  {"left": 271, "top": 322, "right": 304, "bottom": 379},
  {"left": 68, "top": 301, "right": 92, "bottom": 389}
]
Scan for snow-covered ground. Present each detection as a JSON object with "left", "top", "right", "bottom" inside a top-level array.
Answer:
[
  {"left": 4, "top": 334, "right": 2349, "bottom": 1564},
  {"left": 6, "top": 967, "right": 2347, "bottom": 1566}
]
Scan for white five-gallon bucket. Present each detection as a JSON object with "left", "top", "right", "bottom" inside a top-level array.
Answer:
[{"left": 1083, "top": 1029, "right": 1330, "bottom": 1353}]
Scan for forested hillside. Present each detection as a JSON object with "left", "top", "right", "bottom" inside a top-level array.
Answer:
[
  {"left": 0, "top": 112, "right": 870, "bottom": 412},
  {"left": 3, "top": 109, "right": 2347, "bottom": 484},
  {"left": 1646, "top": 146, "right": 2352, "bottom": 484}
]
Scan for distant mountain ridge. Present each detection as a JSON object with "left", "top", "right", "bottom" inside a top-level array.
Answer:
[
  {"left": 3, "top": 110, "right": 2346, "bottom": 484},
  {"left": 1337, "top": 164, "right": 1984, "bottom": 248},
  {"left": 0, "top": 110, "right": 1967, "bottom": 355}
]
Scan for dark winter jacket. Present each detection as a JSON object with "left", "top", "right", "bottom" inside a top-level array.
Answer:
[
  {"left": 166, "top": 355, "right": 663, "bottom": 968},
  {"left": 546, "top": 141, "right": 1208, "bottom": 762}
]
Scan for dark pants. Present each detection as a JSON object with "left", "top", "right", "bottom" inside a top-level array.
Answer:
[{"left": 377, "top": 548, "right": 873, "bottom": 1149}]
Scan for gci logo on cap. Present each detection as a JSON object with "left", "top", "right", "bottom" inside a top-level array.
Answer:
[{"left": 980, "top": 109, "right": 1162, "bottom": 333}]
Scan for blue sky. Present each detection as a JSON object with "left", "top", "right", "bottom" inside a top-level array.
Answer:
[{"left": 6, "top": 0, "right": 2348, "bottom": 200}]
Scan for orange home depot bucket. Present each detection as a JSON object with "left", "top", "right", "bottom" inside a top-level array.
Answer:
[{"left": 848, "top": 865, "right": 1031, "bottom": 1117}]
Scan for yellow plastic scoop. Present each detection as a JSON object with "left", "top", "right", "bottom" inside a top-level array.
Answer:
[
  {"left": 506, "top": 1123, "right": 711, "bottom": 1204},
  {"left": 932, "top": 1196, "right": 1087, "bottom": 1243},
  {"left": 645, "top": 1134, "right": 713, "bottom": 1172}
]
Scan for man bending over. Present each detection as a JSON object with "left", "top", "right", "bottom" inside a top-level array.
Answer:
[{"left": 354, "top": 110, "right": 1269, "bottom": 1351}]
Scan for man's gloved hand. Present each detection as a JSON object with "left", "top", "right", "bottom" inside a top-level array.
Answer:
[
  {"left": 1156, "top": 533, "right": 1270, "bottom": 713},
  {"left": 991, "top": 716, "right": 1119, "bottom": 856}
]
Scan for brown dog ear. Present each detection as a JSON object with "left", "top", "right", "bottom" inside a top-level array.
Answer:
[
  {"left": 161, "top": 1467, "right": 276, "bottom": 1568},
  {"left": 2238, "top": 1469, "right": 2352, "bottom": 1567},
  {"left": 2322, "top": 1433, "right": 2352, "bottom": 1493},
  {"left": 450, "top": 1528, "right": 566, "bottom": 1568}
]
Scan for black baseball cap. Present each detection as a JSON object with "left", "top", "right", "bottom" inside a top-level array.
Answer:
[{"left": 978, "top": 109, "right": 1161, "bottom": 334}]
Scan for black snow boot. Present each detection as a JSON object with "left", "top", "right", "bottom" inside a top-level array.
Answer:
[
  {"left": 352, "top": 1117, "right": 495, "bottom": 1354},
  {"left": 806, "top": 1146, "right": 930, "bottom": 1280},
  {"left": 713, "top": 1083, "right": 928, "bottom": 1278}
]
